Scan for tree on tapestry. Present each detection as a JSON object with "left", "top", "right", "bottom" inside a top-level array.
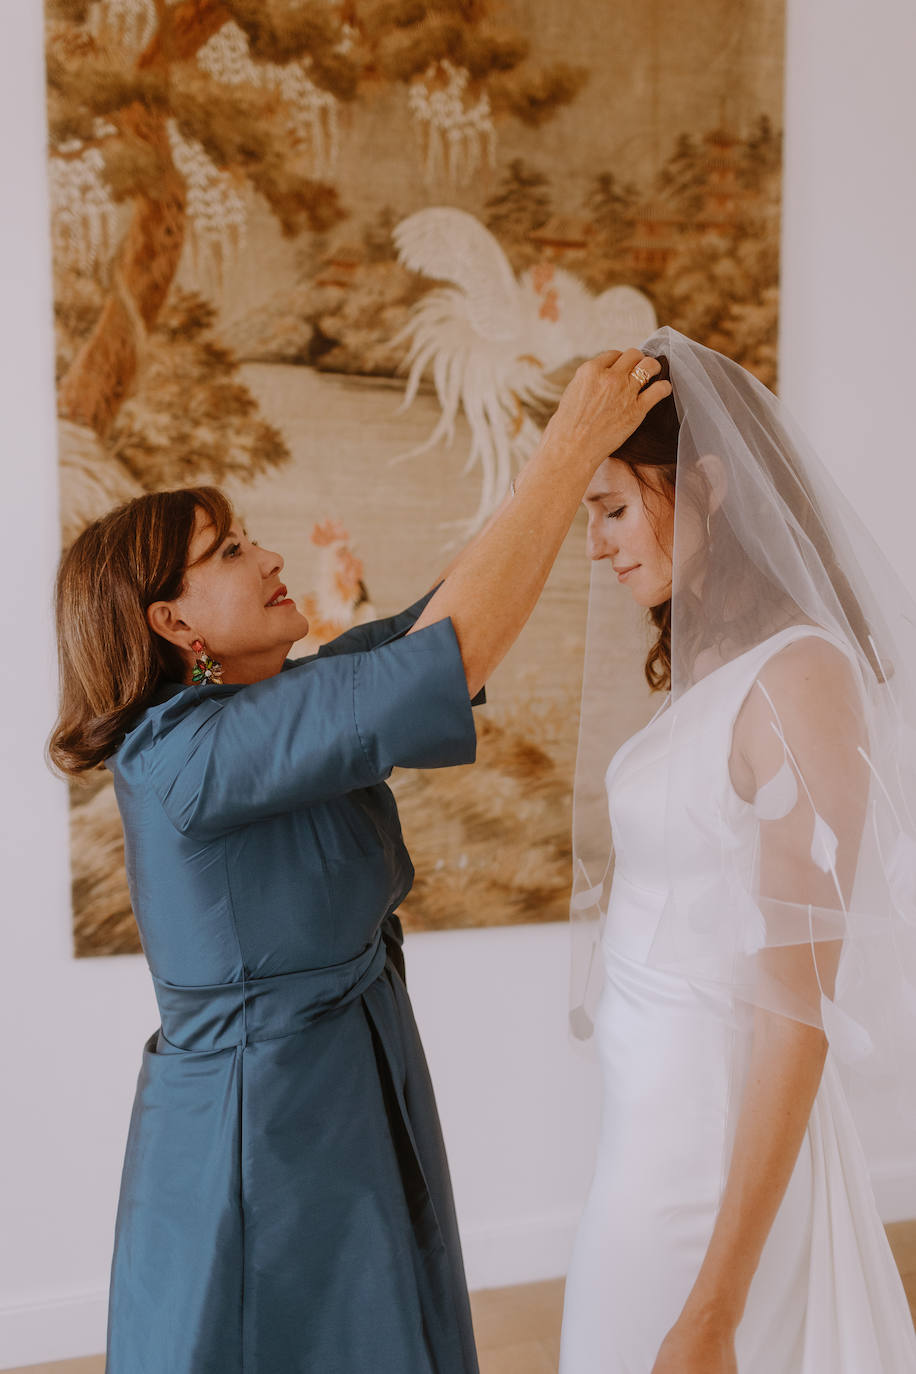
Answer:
[
  {"left": 46, "top": 0, "right": 586, "bottom": 508},
  {"left": 484, "top": 158, "right": 553, "bottom": 259},
  {"left": 46, "top": 0, "right": 588, "bottom": 959},
  {"left": 584, "top": 171, "right": 639, "bottom": 267},
  {"left": 598, "top": 119, "right": 784, "bottom": 387}
]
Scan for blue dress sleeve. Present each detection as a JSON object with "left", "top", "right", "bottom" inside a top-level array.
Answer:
[
  {"left": 309, "top": 586, "right": 485, "bottom": 705},
  {"left": 143, "top": 617, "right": 477, "bottom": 839},
  {"left": 315, "top": 587, "right": 440, "bottom": 659}
]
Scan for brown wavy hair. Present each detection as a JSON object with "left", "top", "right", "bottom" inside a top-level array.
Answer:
[
  {"left": 616, "top": 353, "right": 880, "bottom": 692},
  {"left": 611, "top": 355, "right": 681, "bottom": 690},
  {"left": 48, "top": 486, "right": 234, "bottom": 777}
]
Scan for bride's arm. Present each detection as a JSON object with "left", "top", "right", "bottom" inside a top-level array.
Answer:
[
  {"left": 651, "top": 1011, "right": 828, "bottom": 1372},
  {"left": 651, "top": 638, "right": 869, "bottom": 1374}
]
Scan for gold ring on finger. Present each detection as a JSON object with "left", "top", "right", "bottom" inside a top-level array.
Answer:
[{"left": 631, "top": 364, "right": 652, "bottom": 387}]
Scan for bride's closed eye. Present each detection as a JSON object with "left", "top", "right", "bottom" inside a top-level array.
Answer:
[{"left": 606, "top": 506, "right": 625, "bottom": 520}]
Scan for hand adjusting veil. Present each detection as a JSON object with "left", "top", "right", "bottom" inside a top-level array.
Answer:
[{"left": 570, "top": 327, "right": 916, "bottom": 1111}]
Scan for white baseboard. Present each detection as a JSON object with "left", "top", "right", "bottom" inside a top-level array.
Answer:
[
  {"left": 461, "top": 1209, "right": 579, "bottom": 1290},
  {"left": 871, "top": 1158, "right": 916, "bottom": 1223},
  {"left": 0, "top": 1289, "right": 107, "bottom": 1370},
  {"left": 460, "top": 1158, "right": 916, "bottom": 1292}
]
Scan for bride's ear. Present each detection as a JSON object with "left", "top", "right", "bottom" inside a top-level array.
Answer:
[{"left": 696, "top": 453, "right": 728, "bottom": 516}]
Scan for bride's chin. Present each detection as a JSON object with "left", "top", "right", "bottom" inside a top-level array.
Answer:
[{"left": 635, "top": 587, "right": 672, "bottom": 609}]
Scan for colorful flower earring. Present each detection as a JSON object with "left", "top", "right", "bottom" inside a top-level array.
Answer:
[{"left": 191, "top": 638, "right": 223, "bottom": 685}]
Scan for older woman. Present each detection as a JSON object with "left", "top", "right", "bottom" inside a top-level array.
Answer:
[{"left": 49, "top": 349, "right": 670, "bottom": 1374}]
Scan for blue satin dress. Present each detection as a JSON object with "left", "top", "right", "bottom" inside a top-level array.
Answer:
[{"left": 104, "top": 594, "right": 482, "bottom": 1374}]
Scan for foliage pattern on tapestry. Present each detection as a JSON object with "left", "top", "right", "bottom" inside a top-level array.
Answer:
[{"left": 46, "top": 0, "right": 786, "bottom": 954}]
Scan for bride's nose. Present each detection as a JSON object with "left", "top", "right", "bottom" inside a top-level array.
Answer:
[{"left": 586, "top": 515, "right": 617, "bottom": 562}]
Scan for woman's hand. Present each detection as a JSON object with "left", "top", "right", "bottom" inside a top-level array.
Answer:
[
  {"left": 539, "top": 347, "right": 672, "bottom": 474},
  {"left": 650, "top": 1311, "right": 738, "bottom": 1374}
]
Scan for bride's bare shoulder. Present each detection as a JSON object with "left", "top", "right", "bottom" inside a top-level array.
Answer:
[
  {"left": 756, "top": 630, "right": 859, "bottom": 699},
  {"left": 729, "top": 632, "right": 864, "bottom": 802}
]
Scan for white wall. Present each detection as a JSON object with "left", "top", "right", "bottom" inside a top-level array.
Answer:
[
  {"left": 779, "top": 0, "right": 916, "bottom": 1204},
  {"left": 2, "top": 0, "right": 915, "bottom": 1365}
]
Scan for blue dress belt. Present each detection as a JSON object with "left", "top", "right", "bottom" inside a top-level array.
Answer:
[{"left": 152, "top": 933, "right": 389, "bottom": 1053}]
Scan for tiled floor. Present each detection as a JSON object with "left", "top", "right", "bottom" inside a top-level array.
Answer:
[{"left": 8, "top": 1224, "right": 915, "bottom": 1374}]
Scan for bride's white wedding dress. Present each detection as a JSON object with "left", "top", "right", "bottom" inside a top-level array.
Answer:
[{"left": 560, "top": 626, "right": 916, "bottom": 1373}]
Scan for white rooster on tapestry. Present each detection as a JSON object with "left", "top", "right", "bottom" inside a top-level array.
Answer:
[{"left": 392, "top": 207, "right": 657, "bottom": 531}]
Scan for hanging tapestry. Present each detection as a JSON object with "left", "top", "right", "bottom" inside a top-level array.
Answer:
[{"left": 45, "top": 0, "right": 786, "bottom": 954}]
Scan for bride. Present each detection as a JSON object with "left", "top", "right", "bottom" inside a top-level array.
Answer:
[{"left": 559, "top": 328, "right": 916, "bottom": 1372}]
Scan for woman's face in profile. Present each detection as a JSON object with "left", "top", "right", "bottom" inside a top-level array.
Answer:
[
  {"left": 582, "top": 458, "right": 674, "bottom": 608},
  {"left": 166, "top": 506, "right": 310, "bottom": 675}
]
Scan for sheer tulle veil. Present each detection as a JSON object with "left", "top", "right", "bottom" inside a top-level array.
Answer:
[{"left": 570, "top": 327, "right": 916, "bottom": 1122}]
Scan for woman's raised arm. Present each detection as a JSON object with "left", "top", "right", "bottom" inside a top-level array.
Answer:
[{"left": 408, "top": 348, "right": 671, "bottom": 698}]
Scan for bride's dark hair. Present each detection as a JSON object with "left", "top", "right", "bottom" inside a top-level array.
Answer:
[
  {"left": 611, "top": 354, "right": 679, "bottom": 690},
  {"left": 614, "top": 352, "right": 879, "bottom": 691}
]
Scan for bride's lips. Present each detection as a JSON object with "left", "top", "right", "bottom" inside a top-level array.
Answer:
[
  {"left": 265, "top": 584, "right": 294, "bottom": 608},
  {"left": 614, "top": 564, "right": 640, "bottom": 582}
]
